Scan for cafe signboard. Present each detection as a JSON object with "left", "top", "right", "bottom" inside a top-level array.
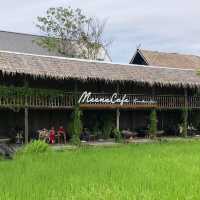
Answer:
[{"left": 78, "top": 91, "right": 157, "bottom": 108}]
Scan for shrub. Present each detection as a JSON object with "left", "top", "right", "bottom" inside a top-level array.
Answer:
[
  {"left": 101, "top": 113, "right": 114, "bottom": 139},
  {"left": 114, "top": 128, "right": 122, "bottom": 142},
  {"left": 92, "top": 119, "right": 100, "bottom": 137},
  {"left": 69, "top": 104, "right": 83, "bottom": 145},
  {"left": 23, "top": 140, "right": 49, "bottom": 153},
  {"left": 149, "top": 109, "right": 158, "bottom": 139},
  {"left": 70, "top": 135, "right": 81, "bottom": 146}
]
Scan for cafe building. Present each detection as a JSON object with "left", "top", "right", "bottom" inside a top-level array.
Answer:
[{"left": 0, "top": 50, "right": 200, "bottom": 142}]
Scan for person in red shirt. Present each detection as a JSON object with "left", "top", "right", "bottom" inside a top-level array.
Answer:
[
  {"left": 49, "top": 127, "right": 55, "bottom": 144},
  {"left": 58, "top": 126, "right": 66, "bottom": 144}
]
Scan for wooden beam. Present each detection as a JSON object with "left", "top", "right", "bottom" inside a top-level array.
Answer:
[
  {"left": 24, "top": 107, "right": 29, "bottom": 144},
  {"left": 79, "top": 104, "right": 157, "bottom": 110}
]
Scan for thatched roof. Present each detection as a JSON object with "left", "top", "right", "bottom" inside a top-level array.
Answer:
[
  {"left": 132, "top": 49, "right": 200, "bottom": 70},
  {"left": 0, "top": 50, "right": 200, "bottom": 88}
]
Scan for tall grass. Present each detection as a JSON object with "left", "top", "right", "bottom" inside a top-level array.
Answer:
[{"left": 1, "top": 140, "right": 200, "bottom": 199}]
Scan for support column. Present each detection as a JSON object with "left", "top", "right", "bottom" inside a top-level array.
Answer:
[
  {"left": 74, "top": 80, "right": 78, "bottom": 106},
  {"left": 184, "top": 88, "right": 188, "bottom": 136},
  {"left": 152, "top": 86, "right": 155, "bottom": 96},
  {"left": 74, "top": 80, "right": 78, "bottom": 93},
  {"left": 184, "top": 88, "right": 188, "bottom": 107},
  {"left": 25, "top": 107, "right": 29, "bottom": 144},
  {"left": 116, "top": 108, "right": 120, "bottom": 130},
  {"left": 24, "top": 76, "right": 29, "bottom": 144},
  {"left": 116, "top": 81, "right": 120, "bottom": 130}
]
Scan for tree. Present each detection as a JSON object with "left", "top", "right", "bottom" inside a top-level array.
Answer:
[
  {"left": 79, "top": 18, "right": 112, "bottom": 60},
  {"left": 69, "top": 104, "right": 83, "bottom": 145},
  {"left": 113, "top": 128, "right": 122, "bottom": 143},
  {"left": 101, "top": 112, "right": 115, "bottom": 139},
  {"left": 36, "top": 6, "right": 111, "bottom": 60},
  {"left": 149, "top": 109, "right": 158, "bottom": 139}
]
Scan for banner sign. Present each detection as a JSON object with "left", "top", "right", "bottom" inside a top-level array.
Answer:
[{"left": 78, "top": 91, "right": 156, "bottom": 106}]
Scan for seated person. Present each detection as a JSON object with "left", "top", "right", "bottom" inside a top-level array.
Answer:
[
  {"left": 121, "top": 129, "right": 136, "bottom": 139},
  {"left": 49, "top": 127, "right": 55, "bottom": 144},
  {"left": 16, "top": 132, "right": 24, "bottom": 144},
  {"left": 38, "top": 128, "right": 49, "bottom": 142},
  {"left": 58, "top": 126, "right": 66, "bottom": 144},
  {"left": 80, "top": 128, "right": 90, "bottom": 141}
]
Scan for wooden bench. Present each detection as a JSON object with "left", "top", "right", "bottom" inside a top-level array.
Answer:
[{"left": 0, "top": 138, "right": 10, "bottom": 143}]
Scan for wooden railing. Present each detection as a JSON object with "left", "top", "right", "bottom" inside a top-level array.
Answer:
[
  {"left": 0, "top": 94, "right": 78, "bottom": 109},
  {"left": 0, "top": 93, "right": 200, "bottom": 109}
]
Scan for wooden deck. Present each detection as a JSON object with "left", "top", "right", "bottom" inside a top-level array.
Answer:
[{"left": 0, "top": 93, "right": 199, "bottom": 110}]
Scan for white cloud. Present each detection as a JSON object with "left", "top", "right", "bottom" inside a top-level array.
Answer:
[{"left": 0, "top": 0, "right": 200, "bottom": 62}]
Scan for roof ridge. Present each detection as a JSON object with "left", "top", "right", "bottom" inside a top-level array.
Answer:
[
  {"left": 140, "top": 49, "right": 200, "bottom": 59},
  {"left": 0, "top": 50, "right": 196, "bottom": 72},
  {"left": 0, "top": 30, "right": 45, "bottom": 37}
]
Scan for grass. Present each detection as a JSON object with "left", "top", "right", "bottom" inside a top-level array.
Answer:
[{"left": 1, "top": 140, "right": 200, "bottom": 199}]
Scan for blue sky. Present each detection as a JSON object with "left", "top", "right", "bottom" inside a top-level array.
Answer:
[{"left": 0, "top": 0, "right": 200, "bottom": 62}]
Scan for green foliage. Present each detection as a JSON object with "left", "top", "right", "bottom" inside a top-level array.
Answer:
[
  {"left": 36, "top": 7, "right": 88, "bottom": 58},
  {"left": 90, "top": 116, "right": 101, "bottom": 138},
  {"left": 149, "top": 109, "right": 158, "bottom": 139},
  {"left": 113, "top": 128, "right": 122, "bottom": 142},
  {"left": 23, "top": 140, "right": 49, "bottom": 153},
  {"left": 0, "top": 85, "right": 64, "bottom": 97},
  {"left": 70, "top": 135, "right": 81, "bottom": 146},
  {"left": 35, "top": 37, "right": 59, "bottom": 52},
  {"left": 36, "top": 6, "right": 110, "bottom": 60},
  {"left": 69, "top": 104, "right": 83, "bottom": 145},
  {"left": 101, "top": 112, "right": 114, "bottom": 139},
  {"left": 78, "top": 18, "right": 108, "bottom": 60},
  {"left": 180, "top": 108, "right": 188, "bottom": 137}
]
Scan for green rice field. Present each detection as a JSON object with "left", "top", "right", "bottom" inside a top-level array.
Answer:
[{"left": 1, "top": 140, "right": 200, "bottom": 199}]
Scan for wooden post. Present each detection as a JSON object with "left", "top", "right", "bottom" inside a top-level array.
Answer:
[
  {"left": 24, "top": 76, "right": 29, "bottom": 144},
  {"left": 116, "top": 108, "right": 120, "bottom": 130},
  {"left": 116, "top": 82, "right": 119, "bottom": 94},
  {"left": 152, "top": 86, "right": 156, "bottom": 105},
  {"left": 116, "top": 82, "right": 120, "bottom": 130},
  {"left": 152, "top": 86, "right": 155, "bottom": 96},
  {"left": 184, "top": 88, "right": 188, "bottom": 136},
  {"left": 184, "top": 88, "right": 188, "bottom": 108},
  {"left": 74, "top": 80, "right": 78, "bottom": 105},
  {"left": 25, "top": 107, "right": 29, "bottom": 144},
  {"left": 74, "top": 80, "right": 78, "bottom": 93},
  {"left": 161, "top": 111, "right": 164, "bottom": 130}
]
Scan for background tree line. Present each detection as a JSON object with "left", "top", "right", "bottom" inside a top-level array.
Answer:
[{"left": 36, "top": 6, "right": 112, "bottom": 60}]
